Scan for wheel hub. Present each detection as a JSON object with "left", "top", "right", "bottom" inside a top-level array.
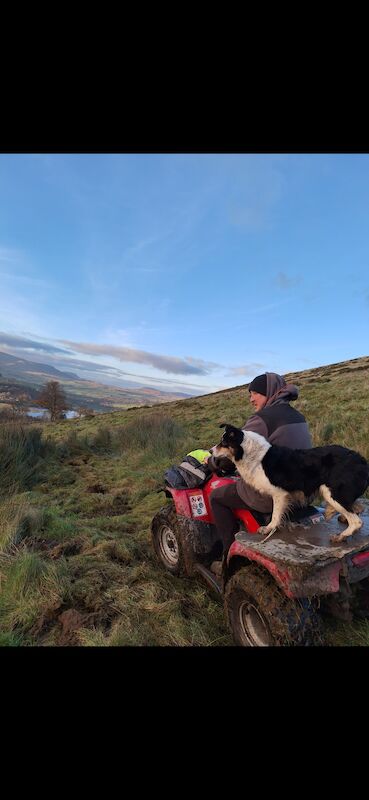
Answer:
[
  {"left": 239, "top": 601, "right": 271, "bottom": 646},
  {"left": 159, "top": 524, "right": 179, "bottom": 567}
]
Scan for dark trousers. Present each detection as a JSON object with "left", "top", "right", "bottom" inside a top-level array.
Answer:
[{"left": 210, "top": 483, "right": 252, "bottom": 555}]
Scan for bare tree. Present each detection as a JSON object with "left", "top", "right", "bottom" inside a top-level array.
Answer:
[{"left": 36, "top": 381, "right": 69, "bottom": 422}]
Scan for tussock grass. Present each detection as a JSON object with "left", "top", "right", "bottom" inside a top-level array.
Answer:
[
  {"left": 0, "top": 551, "right": 70, "bottom": 635},
  {"left": 0, "top": 494, "right": 36, "bottom": 551},
  {"left": 59, "top": 416, "right": 187, "bottom": 460},
  {"left": 0, "top": 424, "right": 51, "bottom": 497},
  {"left": 22, "top": 507, "right": 78, "bottom": 543},
  {"left": 0, "top": 500, "right": 78, "bottom": 548},
  {"left": 116, "top": 414, "right": 189, "bottom": 459},
  {"left": 0, "top": 631, "right": 25, "bottom": 646},
  {"left": 325, "top": 619, "right": 369, "bottom": 646},
  {"left": 76, "top": 576, "right": 232, "bottom": 647}
]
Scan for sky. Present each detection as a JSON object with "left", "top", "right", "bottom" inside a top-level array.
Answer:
[{"left": 0, "top": 152, "right": 368, "bottom": 396}]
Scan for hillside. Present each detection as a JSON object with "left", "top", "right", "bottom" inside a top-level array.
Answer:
[
  {"left": 0, "top": 350, "right": 192, "bottom": 413},
  {"left": 1, "top": 354, "right": 369, "bottom": 647}
]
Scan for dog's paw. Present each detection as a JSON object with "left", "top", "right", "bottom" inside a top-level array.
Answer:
[
  {"left": 258, "top": 525, "right": 273, "bottom": 536},
  {"left": 258, "top": 525, "right": 278, "bottom": 543},
  {"left": 330, "top": 532, "right": 349, "bottom": 544}
]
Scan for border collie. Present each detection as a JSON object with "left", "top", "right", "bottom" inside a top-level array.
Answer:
[{"left": 212, "top": 424, "right": 369, "bottom": 543}]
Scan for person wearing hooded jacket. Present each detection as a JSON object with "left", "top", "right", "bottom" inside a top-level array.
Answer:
[{"left": 209, "top": 372, "right": 312, "bottom": 556}]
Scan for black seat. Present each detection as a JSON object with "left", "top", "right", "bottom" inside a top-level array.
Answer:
[{"left": 239, "top": 504, "right": 320, "bottom": 528}]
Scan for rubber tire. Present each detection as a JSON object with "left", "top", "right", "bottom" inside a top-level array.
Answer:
[
  {"left": 353, "top": 576, "right": 369, "bottom": 619},
  {"left": 225, "top": 565, "right": 324, "bottom": 647},
  {"left": 151, "top": 504, "right": 185, "bottom": 576}
]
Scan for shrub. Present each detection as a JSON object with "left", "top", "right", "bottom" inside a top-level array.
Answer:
[{"left": 62, "top": 430, "right": 92, "bottom": 457}]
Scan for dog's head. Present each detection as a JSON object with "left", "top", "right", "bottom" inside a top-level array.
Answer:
[
  {"left": 212, "top": 424, "right": 270, "bottom": 466},
  {"left": 212, "top": 423, "right": 245, "bottom": 463}
]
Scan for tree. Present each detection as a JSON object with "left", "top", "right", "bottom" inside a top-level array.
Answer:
[{"left": 36, "top": 381, "right": 69, "bottom": 422}]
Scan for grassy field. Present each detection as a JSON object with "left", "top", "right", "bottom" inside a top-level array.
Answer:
[{"left": 1, "top": 355, "right": 369, "bottom": 647}]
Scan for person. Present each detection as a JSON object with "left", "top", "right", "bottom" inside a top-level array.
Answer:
[{"left": 209, "top": 372, "right": 312, "bottom": 558}]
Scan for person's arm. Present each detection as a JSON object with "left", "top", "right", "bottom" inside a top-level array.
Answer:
[{"left": 242, "top": 414, "right": 269, "bottom": 439}]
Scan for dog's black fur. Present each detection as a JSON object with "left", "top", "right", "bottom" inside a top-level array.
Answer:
[{"left": 262, "top": 443, "right": 369, "bottom": 508}]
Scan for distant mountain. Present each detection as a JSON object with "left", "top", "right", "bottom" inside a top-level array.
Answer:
[
  {"left": 0, "top": 350, "right": 192, "bottom": 412},
  {"left": 0, "top": 351, "right": 80, "bottom": 381}
]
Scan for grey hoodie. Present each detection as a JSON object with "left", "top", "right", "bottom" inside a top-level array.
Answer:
[{"left": 237, "top": 372, "right": 312, "bottom": 512}]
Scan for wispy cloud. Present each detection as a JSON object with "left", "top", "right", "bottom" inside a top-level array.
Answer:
[
  {"left": 275, "top": 271, "right": 302, "bottom": 289},
  {"left": 229, "top": 207, "right": 268, "bottom": 229},
  {"left": 228, "top": 157, "right": 285, "bottom": 231},
  {"left": 0, "top": 339, "right": 220, "bottom": 391},
  {"left": 183, "top": 356, "right": 223, "bottom": 371},
  {"left": 0, "top": 246, "right": 22, "bottom": 264},
  {"left": 0, "top": 291, "right": 45, "bottom": 336},
  {"left": 0, "top": 272, "right": 56, "bottom": 289},
  {"left": 59, "top": 339, "right": 217, "bottom": 376},
  {"left": 234, "top": 298, "right": 293, "bottom": 329},
  {"left": 226, "top": 363, "right": 266, "bottom": 377},
  {"left": 0, "top": 330, "right": 263, "bottom": 393}
]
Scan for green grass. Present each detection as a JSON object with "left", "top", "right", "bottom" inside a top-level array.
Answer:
[
  {"left": 1, "top": 354, "right": 369, "bottom": 646},
  {"left": 0, "top": 550, "right": 70, "bottom": 636},
  {"left": 0, "top": 423, "right": 53, "bottom": 497}
]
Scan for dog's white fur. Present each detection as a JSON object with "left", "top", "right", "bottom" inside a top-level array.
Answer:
[{"left": 213, "top": 430, "right": 363, "bottom": 543}]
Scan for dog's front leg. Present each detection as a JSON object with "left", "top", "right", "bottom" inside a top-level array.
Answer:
[{"left": 258, "top": 490, "right": 290, "bottom": 537}]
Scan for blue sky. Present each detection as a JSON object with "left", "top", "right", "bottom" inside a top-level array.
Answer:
[{"left": 0, "top": 153, "right": 368, "bottom": 395}]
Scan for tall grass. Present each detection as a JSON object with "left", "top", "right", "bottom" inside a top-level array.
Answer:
[
  {"left": 0, "top": 423, "right": 51, "bottom": 497},
  {"left": 0, "top": 551, "right": 70, "bottom": 634},
  {"left": 117, "top": 414, "right": 189, "bottom": 459},
  {"left": 58, "top": 415, "right": 189, "bottom": 462},
  {"left": 0, "top": 494, "right": 35, "bottom": 551}
]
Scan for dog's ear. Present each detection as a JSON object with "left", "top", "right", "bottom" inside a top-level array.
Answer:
[{"left": 219, "top": 423, "right": 238, "bottom": 437}]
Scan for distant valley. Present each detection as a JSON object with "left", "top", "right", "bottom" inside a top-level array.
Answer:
[{"left": 0, "top": 350, "right": 192, "bottom": 413}]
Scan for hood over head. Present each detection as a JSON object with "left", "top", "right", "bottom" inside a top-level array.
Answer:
[{"left": 264, "top": 372, "right": 299, "bottom": 406}]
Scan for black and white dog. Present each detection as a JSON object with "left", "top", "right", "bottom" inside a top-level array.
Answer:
[{"left": 212, "top": 424, "right": 369, "bottom": 543}]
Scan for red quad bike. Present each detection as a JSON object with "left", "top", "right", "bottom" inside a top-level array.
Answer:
[{"left": 151, "top": 474, "right": 369, "bottom": 646}]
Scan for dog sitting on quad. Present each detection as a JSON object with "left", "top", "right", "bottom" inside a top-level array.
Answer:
[{"left": 212, "top": 424, "right": 369, "bottom": 543}]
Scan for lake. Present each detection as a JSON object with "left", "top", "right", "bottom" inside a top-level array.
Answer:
[{"left": 27, "top": 408, "right": 79, "bottom": 420}]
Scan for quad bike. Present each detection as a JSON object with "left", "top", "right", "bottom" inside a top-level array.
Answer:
[{"left": 151, "top": 473, "right": 369, "bottom": 646}]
